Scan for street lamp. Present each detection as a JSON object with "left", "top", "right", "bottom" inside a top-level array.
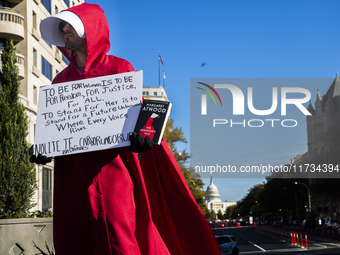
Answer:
[{"left": 294, "top": 182, "right": 311, "bottom": 213}]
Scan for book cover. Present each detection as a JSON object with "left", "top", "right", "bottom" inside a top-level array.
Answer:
[{"left": 134, "top": 99, "right": 172, "bottom": 144}]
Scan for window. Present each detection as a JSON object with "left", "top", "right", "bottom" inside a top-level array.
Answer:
[
  {"left": 154, "top": 92, "right": 157, "bottom": 96},
  {"left": 43, "top": 168, "right": 52, "bottom": 191},
  {"left": 41, "top": 0, "right": 51, "bottom": 13},
  {"left": 43, "top": 38, "right": 52, "bottom": 47},
  {"left": 143, "top": 91, "right": 149, "bottom": 96},
  {"left": 63, "top": 0, "right": 70, "bottom": 7},
  {"left": 42, "top": 167, "right": 52, "bottom": 210},
  {"left": 33, "top": 85, "right": 37, "bottom": 104},
  {"left": 32, "top": 11, "right": 37, "bottom": 30},
  {"left": 42, "top": 57, "right": 52, "bottom": 80},
  {"left": 62, "top": 54, "right": 69, "bottom": 65},
  {"left": 216, "top": 236, "right": 231, "bottom": 245},
  {"left": 0, "top": 39, "right": 6, "bottom": 48},
  {"left": 33, "top": 48, "right": 37, "bottom": 67}
]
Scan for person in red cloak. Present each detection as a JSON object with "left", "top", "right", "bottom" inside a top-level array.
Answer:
[{"left": 37, "top": 3, "right": 221, "bottom": 255}]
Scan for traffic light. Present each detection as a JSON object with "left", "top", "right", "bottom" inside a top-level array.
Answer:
[{"left": 304, "top": 204, "right": 307, "bottom": 208}]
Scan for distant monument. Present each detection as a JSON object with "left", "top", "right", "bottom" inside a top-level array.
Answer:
[{"left": 205, "top": 177, "right": 236, "bottom": 214}]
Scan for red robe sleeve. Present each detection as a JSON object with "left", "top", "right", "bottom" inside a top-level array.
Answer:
[{"left": 140, "top": 140, "right": 221, "bottom": 254}]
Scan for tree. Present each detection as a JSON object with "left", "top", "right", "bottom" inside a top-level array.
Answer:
[
  {"left": 259, "top": 179, "right": 304, "bottom": 220},
  {"left": 163, "top": 118, "right": 189, "bottom": 171},
  {"left": 217, "top": 209, "right": 223, "bottom": 220},
  {"left": 210, "top": 210, "right": 216, "bottom": 220},
  {"left": 0, "top": 40, "right": 37, "bottom": 218},
  {"left": 225, "top": 204, "right": 237, "bottom": 219},
  {"left": 237, "top": 184, "right": 264, "bottom": 217},
  {"left": 163, "top": 118, "right": 208, "bottom": 215}
]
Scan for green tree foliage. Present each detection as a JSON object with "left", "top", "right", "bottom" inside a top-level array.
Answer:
[
  {"left": 237, "top": 184, "right": 264, "bottom": 217},
  {"left": 210, "top": 209, "right": 216, "bottom": 220},
  {"left": 258, "top": 178, "right": 311, "bottom": 220},
  {"left": 163, "top": 118, "right": 208, "bottom": 215},
  {"left": 163, "top": 118, "right": 189, "bottom": 170},
  {"left": 225, "top": 204, "right": 237, "bottom": 219},
  {"left": 0, "top": 41, "right": 37, "bottom": 218},
  {"left": 217, "top": 209, "right": 223, "bottom": 219}
]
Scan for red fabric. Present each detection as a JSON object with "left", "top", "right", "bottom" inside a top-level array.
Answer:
[{"left": 51, "top": 3, "right": 220, "bottom": 255}]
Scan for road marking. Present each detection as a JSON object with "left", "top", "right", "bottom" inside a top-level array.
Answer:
[
  {"left": 312, "top": 243, "right": 328, "bottom": 248},
  {"left": 323, "top": 242, "right": 340, "bottom": 247},
  {"left": 248, "top": 241, "right": 266, "bottom": 252},
  {"left": 240, "top": 248, "right": 317, "bottom": 254}
]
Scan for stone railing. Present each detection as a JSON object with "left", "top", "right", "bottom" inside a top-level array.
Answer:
[
  {"left": 0, "top": 218, "right": 53, "bottom": 254},
  {"left": 0, "top": 7, "right": 24, "bottom": 25}
]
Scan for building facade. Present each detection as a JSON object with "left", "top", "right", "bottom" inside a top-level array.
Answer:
[
  {"left": 205, "top": 178, "right": 236, "bottom": 214},
  {"left": 305, "top": 76, "right": 340, "bottom": 163},
  {"left": 142, "top": 85, "right": 168, "bottom": 101},
  {"left": 304, "top": 76, "right": 340, "bottom": 221},
  {"left": 1, "top": 0, "right": 84, "bottom": 211}
]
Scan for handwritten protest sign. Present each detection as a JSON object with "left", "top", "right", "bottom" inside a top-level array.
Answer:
[{"left": 33, "top": 70, "right": 142, "bottom": 157}]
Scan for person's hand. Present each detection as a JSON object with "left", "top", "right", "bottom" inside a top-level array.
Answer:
[
  {"left": 29, "top": 145, "right": 52, "bottom": 165},
  {"left": 129, "top": 132, "right": 155, "bottom": 153}
]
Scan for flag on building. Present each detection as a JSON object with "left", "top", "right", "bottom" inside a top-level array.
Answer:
[{"left": 158, "top": 53, "right": 164, "bottom": 65}]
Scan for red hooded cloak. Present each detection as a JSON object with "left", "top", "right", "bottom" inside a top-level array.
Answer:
[{"left": 51, "top": 3, "right": 220, "bottom": 255}]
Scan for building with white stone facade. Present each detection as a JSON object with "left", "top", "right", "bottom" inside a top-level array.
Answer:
[
  {"left": 142, "top": 85, "right": 168, "bottom": 101},
  {"left": 205, "top": 178, "right": 236, "bottom": 214},
  {"left": 1, "top": 0, "right": 84, "bottom": 212}
]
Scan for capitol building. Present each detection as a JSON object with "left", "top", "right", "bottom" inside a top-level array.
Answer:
[{"left": 205, "top": 178, "right": 236, "bottom": 214}]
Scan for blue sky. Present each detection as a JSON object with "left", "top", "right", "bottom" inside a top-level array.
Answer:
[{"left": 86, "top": 0, "right": 340, "bottom": 202}]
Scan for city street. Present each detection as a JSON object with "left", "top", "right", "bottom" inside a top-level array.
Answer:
[{"left": 212, "top": 224, "right": 340, "bottom": 254}]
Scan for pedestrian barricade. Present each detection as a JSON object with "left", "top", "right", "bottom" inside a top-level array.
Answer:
[
  {"left": 249, "top": 225, "right": 308, "bottom": 249},
  {"left": 290, "top": 231, "right": 293, "bottom": 244}
]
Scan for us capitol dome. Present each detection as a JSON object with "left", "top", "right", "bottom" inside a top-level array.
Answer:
[{"left": 205, "top": 178, "right": 236, "bottom": 214}]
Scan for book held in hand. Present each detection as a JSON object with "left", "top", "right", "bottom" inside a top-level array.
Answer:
[{"left": 134, "top": 99, "right": 172, "bottom": 144}]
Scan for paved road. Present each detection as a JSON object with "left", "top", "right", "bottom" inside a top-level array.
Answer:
[{"left": 211, "top": 224, "right": 340, "bottom": 254}]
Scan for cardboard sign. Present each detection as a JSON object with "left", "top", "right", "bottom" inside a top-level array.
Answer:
[{"left": 33, "top": 70, "right": 142, "bottom": 157}]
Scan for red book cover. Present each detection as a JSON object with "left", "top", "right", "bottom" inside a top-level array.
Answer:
[{"left": 134, "top": 99, "right": 172, "bottom": 144}]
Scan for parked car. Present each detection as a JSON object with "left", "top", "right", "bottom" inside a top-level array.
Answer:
[
  {"left": 265, "top": 220, "right": 273, "bottom": 225},
  {"left": 273, "top": 221, "right": 282, "bottom": 228},
  {"left": 301, "top": 219, "right": 316, "bottom": 230},
  {"left": 215, "top": 234, "right": 239, "bottom": 255},
  {"left": 292, "top": 220, "right": 301, "bottom": 226},
  {"left": 218, "top": 222, "right": 225, "bottom": 227},
  {"left": 281, "top": 219, "right": 289, "bottom": 226},
  {"left": 324, "top": 220, "right": 332, "bottom": 228},
  {"left": 331, "top": 220, "right": 339, "bottom": 230}
]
